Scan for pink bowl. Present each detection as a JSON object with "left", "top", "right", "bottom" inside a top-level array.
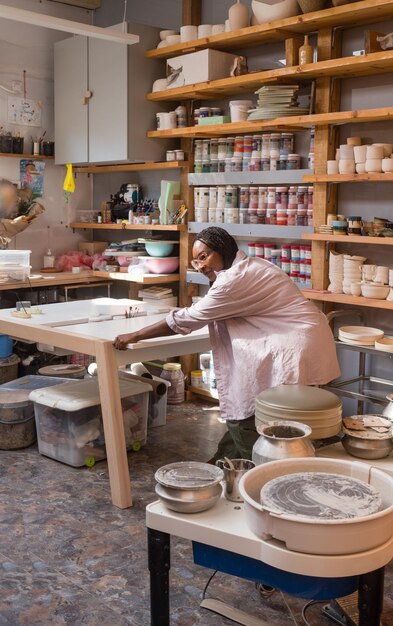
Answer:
[
  {"left": 144, "top": 257, "right": 179, "bottom": 274},
  {"left": 117, "top": 256, "right": 133, "bottom": 267}
]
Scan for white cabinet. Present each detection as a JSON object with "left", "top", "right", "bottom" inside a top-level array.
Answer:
[{"left": 54, "top": 22, "right": 166, "bottom": 165}]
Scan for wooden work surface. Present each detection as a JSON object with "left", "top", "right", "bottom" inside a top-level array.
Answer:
[
  {"left": 0, "top": 270, "right": 109, "bottom": 291},
  {"left": 0, "top": 302, "right": 210, "bottom": 510}
]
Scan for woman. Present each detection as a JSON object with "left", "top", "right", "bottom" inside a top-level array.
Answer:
[{"left": 114, "top": 227, "right": 340, "bottom": 461}]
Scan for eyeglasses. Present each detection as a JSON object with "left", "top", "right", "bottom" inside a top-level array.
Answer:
[{"left": 191, "top": 250, "right": 212, "bottom": 271}]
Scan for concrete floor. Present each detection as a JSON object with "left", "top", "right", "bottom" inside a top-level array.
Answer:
[{"left": 1, "top": 399, "right": 393, "bottom": 626}]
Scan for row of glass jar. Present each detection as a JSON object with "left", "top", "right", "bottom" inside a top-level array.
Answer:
[
  {"left": 194, "top": 134, "right": 295, "bottom": 161},
  {"left": 194, "top": 185, "right": 313, "bottom": 226},
  {"left": 194, "top": 153, "right": 302, "bottom": 173},
  {"left": 247, "top": 243, "right": 312, "bottom": 288},
  {"left": 195, "top": 206, "right": 313, "bottom": 226}
]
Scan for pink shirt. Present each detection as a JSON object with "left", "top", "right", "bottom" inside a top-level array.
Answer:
[{"left": 167, "top": 251, "right": 340, "bottom": 421}]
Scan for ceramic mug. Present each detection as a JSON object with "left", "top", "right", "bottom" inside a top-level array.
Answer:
[
  {"left": 375, "top": 266, "right": 389, "bottom": 284},
  {"left": 362, "top": 264, "right": 377, "bottom": 282},
  {"left": 198, "top": 24, "right": 212, "bottom": 38},
  {"left": 180, "top": 25, "right": 198, "bottom": 42},
  {"left": 212, "top": 24, "right": 225, "bottom": 35},
  {"left": 156, "top": 112, "right": 167, "bottom": 130},
  {"left": 225, "top": 19, "right": 231, "bottom": 32},
  {"left": 350, "top": 282, "right": 362, "bottom": 297},
  {"left": 389, "top": 269, "right": 393, "bottom": 287}
]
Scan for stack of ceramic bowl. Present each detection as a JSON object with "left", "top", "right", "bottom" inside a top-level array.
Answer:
[
  {"left": 328, "top": 250, "right": 344, "bottom": 293},
  {"left": 137, "top": 239, "right": 180, "bottom": 274},
  {"left": 342, "top": 254, "right": 366, "bottom": 295},
  {"left": 157, "top": 30, "right": 180, "bottom": 49},
  {"left": 255, "top": 384, "right": 342, "bottom": 441},
  {"left": 154, "top": 461, "right": 224, "bottom": 513},
  {"left": 338, "top": 326, "right": 384, "bottom": 346}
]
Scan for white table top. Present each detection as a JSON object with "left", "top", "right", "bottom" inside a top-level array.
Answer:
[{"left": 146, "top": 497, "right": 393, "bottom": 578}]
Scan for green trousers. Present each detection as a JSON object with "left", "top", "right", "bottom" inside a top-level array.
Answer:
[{"left": 213, "top": 415, "right": 258, "bottom": 462}]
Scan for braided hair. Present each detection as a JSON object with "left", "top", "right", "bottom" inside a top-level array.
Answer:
[{"left": 195, "top": 227, "right": 238, "bottom": 270}]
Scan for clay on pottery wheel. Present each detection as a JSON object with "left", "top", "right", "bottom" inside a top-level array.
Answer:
[{"left": 260, "top": 472, "right": 382, "bottom": 520}]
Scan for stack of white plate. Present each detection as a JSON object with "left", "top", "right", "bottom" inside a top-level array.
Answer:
[
  {"left": 255, "top": 384, "right": 342, "bottom": 440},
  {"left": 338, "top": 326, "right": 384, "bottom": 346}
]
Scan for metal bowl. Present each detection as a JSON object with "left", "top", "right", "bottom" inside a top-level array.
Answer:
[
  {"left": 342, "top": 434, "right": 393, "bottom": 460},
  {"left": 155, "top": 482, "right": 222, "bottom": 514}
]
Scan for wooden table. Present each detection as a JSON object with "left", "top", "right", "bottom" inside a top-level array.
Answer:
[{"left": 0, "top": 301, "right": 210, "bottom": 509}]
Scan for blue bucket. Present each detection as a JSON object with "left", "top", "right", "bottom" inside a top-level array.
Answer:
[{"left": 0, "top": 335, "right": 13, "bottom": 359}]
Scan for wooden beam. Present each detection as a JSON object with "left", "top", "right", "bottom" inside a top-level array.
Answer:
[{"left": 182, "top": 0, "right": 202, "bottom": 26}]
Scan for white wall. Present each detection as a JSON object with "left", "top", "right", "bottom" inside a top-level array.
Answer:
[{"left": 0, "top": 0, "right": 92, "bottom": 268}]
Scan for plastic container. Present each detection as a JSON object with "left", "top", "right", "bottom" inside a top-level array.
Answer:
[
  {"left": 31, "top": 378, "right": 151, "bottom": 467},
  {"left": 190, "top": 370, "right": 203, "bottom": 387},
  {"left": 161, "top": 363, "right": 185, "bottom": 404},
  {"left": 0, "top": 375, "right": 70, "bottom": 450}
]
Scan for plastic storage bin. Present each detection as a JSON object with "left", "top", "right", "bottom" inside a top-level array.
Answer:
[
  {"left": 0, "top": 375, "right": 70, "bottom": 450},
  {"left": 30, "top": 378, "right": 151, "bottom": 467},
  {"left": 0, "top": 249, "right": 31, "bottom": 282}
]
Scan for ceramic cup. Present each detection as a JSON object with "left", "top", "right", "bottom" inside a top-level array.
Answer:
[
  {"left": 327, "top": 160, "right": 339, "bottom": 175},
  {"left": 156, "top": 112, "right": 167, "bottom": 130},
  {"left": 362, "top": 264, "right": 377, "bottom": 282},
  {"left": 198, "top": 24, "right": 212, "bottom": 38},
  {"left": 212, "top": 24, "right": 225, "bottom": 35},
  {"left": 389, "top": 269, "right": 393, "bottom": 287},
  {"left": 387, "top": 289, "right": 393, "bottom": 302},
  {"left": 180, "top": 25, "right": 198, "bottom": 42},
  {"left": 350, "top": 282, "right": 362, "bottom": 297},
  {"left": 225, "top": 19, "right": 231, "bottom": 32},
  {"left": 375, "top": 266, "right": 389, "bottom": 284}
]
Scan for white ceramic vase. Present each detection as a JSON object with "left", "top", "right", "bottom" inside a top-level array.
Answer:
[{"left": 228, "top": 0, "right": 249, "bottom": 30}]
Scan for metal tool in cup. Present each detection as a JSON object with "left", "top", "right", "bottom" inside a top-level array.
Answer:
[{"left": 216, "top": 458, "right": 255, "bottom": 502}]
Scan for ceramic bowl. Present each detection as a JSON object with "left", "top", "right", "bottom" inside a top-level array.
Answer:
[
  {"left": 361, "top": 283, "right": 390, "bottom": 299},
  {"left": 160, "top": 29, "right": 177, "bottom": 40},
  {"left": 298, "top": 0, "right": 326, "bottom": 12},
  {"left": 251, "top": 0, "right": 299, "bottom": 23},
  {"left": 144, "top": 242, "right": 175, "bottom": 257},
  {"left": 375, "top": 338, "right": 393, "bottom": 353},
  {"left": 339, "top": 326, "right": 384, "bottom": 341},
  {"left": 166, "top": 34, "right": 181, "bottom": 45},
  {"left": 143, "top": 256, "right": 179, "bottom": 274}
]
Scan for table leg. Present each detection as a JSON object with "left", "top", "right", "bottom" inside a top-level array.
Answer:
[
  {"left": 358, "top": 567, "right": 384, "bottom": 626},
  {"left": 95, "top": 341, "right": 132, "bottom": 509},
  {"left": 148, "top": 528, "right": 170, "bottom": 626}
]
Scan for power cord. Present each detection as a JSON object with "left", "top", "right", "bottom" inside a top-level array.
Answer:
[
  {"left": 302, "top": 600, "right": 327, "bottom": 626},
  {"left": 202, "top": 570, "right": 217, "bottom": 599}
]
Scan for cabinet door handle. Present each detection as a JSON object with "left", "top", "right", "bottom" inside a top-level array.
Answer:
[{"left": 81, "top": 90, "right": 93, "bottom": 105}]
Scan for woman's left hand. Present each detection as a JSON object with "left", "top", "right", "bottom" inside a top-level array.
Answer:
[{"left": 113, "top": 333, "right": 138, "bottom": 350}]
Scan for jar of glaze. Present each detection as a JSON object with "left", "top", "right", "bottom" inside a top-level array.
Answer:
[{"left": 161, "top": 363, "right": 185, "bottom": 404}]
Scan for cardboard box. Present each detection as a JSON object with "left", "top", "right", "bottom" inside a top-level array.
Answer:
[
  {"left": 78, "top": 241, "right": 108, "bottom": 256},
  {"left": 167, "top": 50, "right": 238, "bottom": 89}
]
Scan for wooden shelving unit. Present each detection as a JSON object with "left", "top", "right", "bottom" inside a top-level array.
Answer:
[
  {"left": 148, "top": 107, "right": 393, "bottom": 138},
  {"left": 303, "top": 233, "right": 393, "bottom": 245},
  {"left": 70, "top": 222, "right": 187, "bottom": 232},
  {"left": 302, "top": 290, "right": 393, "bottom": 311},
  {"left": 147, "top": 50, "right": 393, "bottom": 102},
  {"left": 73, "top": 161, "right": 188, "bottom": 174},
  {"left": 304, "top": 173, "right": 393, "bottom": 183},
  {"left": 93, "top": 271, "right": 180, "bottom": 285},
  {"left": 187, "top": 385, "right": 219, "bottom": 402},
  {"left": 188, "top": 222, "right": 312, "bottom": 238},
  {"left": 0, "top": 153, "right": 54, "bottom": 160},
  {"left": 145, "top": 0, "right": 393, "bottom": 59},
  {"left": 189, "top": 170, "right": 311, "bottom": 186}
]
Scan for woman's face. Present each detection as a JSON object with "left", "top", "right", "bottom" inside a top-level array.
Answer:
[
  {"left": 0, "top": 184, "right": 18, "bottom": 219},
  {"left": 192, "top": 240, "right": 224, "bottom": 282}
]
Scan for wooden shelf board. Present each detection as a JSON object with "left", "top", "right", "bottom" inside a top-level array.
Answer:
[
  {"left": 0, "top": 153, "right": 54, "bottom": 159},
  {"left": 93, "top": 271, "right": 180, "bottom": 285},
  {"left": 187, "top": 385, "right": 219, "bottom": 401},
  {"left": 302, "top": 233, "right": 393, "bottom": 245},
  {"left": 147, "top": 50, "right": 393, "bottom": 102},
  {"left": 70, "top": 222, "right": 187, "bottom": 231},
  {"left": 147, "top": 107, "right": 393, "bottom": 138},
  {"left": 146, "top": 0, "right": 393, "bottom": 59},
  {"left": 304, "top": 173, "right": 393, "bottom": 183},
  {"left": 73, "top": 161, "right": 188, "bottom": 174},
  {"left": 302, "top": 290, "right": 393, "bottom": 311}
]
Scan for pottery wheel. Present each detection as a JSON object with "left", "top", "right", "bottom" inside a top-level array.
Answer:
[
  {"left": 155, "top": 461, "right": 223, "bottom": 490},
  {"left": 260, "top": 472, "right": 382, "bottom": 520}
]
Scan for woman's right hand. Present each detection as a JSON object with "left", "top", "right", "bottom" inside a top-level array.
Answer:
[{"left": 113, "top": 333, "right": 138, "bottom": 350}]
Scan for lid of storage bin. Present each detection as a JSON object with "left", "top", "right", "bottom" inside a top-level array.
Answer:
[
  {"left": 0, "top": 354, "right": 20, "bottom": 368},
  {"left": 29, "top": 378, "right": 151, "bottom": 411},
  {"left": 38, "top": 364, "right": 87, "bottom": 377},
  {"left": 256, "top": 385, "right": 341, "bottom": 411},
  {"left": 0, "top": 376, "right": 72, "bottom": 407}
]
